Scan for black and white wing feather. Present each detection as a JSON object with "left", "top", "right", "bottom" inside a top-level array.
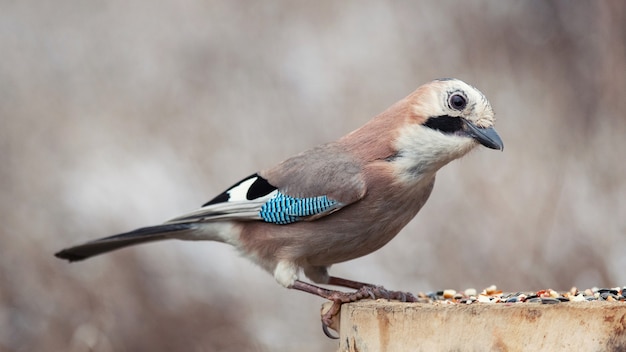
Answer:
[{"left": 166, "top": 173, "right": 346, "bottom": 225}]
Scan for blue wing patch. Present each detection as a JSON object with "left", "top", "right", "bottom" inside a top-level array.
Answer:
[{"left": 259, "top": 191, "right": 340, "bottom": 224}]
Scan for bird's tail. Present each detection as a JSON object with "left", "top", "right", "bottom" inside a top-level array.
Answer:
[{"left": 55, "top": 223, "right": 195, "bottom": 262}]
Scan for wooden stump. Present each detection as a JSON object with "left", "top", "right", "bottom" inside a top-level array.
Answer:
[{"left": 331, "top": 300, "right": 626, "bottom": 352}]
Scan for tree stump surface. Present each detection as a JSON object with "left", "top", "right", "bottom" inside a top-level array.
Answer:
[{"left": 331, "top": 300, "right": 626, "bottom": 352}]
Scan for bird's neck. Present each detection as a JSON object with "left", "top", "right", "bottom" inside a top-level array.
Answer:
[{"left": 338, "top": 97, "right": 415, "bottom": 162}]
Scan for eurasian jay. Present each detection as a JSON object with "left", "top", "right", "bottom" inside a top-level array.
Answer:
[{"left": 56, "top": 78, "right": 503, "bottom": 334}]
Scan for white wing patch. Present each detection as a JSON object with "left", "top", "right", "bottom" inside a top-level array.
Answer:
[{"left": 226, "top": 177, "right": 258, "bottom": 201}]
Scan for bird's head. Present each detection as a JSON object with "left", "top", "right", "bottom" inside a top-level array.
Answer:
[
  {"left": 413, "top": 78, "right": 503, "bottom": 151},
  {"left": 392, "top": 78, "right": 503, "bottom": 177}
]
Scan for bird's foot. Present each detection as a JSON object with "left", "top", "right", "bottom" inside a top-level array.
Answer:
[
  {"left": 319, "top": 285, "right": 417, "bottom": 338},
  {"left": 326, "top": 276, "right": 418, "bottom": 302},
  {"left": 290, "top": 280, "right": 416, "bottom": 339}
]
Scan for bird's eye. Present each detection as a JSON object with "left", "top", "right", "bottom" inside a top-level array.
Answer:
[{"left": 449, "top": 93, "right": 467, "bottom": 111}]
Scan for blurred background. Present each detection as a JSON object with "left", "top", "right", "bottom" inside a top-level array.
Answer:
[{"left": 1, "top": 0, "right": 625, "bottom": 351}]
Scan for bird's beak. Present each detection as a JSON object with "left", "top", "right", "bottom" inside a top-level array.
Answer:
[{"left": 463, "top": 120, "right": 504, "bottom": 150}]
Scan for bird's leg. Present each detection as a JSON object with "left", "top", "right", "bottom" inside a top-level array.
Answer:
[{"left": 326, "top": 276, "right": 373, "bottom": 289}]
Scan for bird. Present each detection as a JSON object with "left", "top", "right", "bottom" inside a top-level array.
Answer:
[{"left": 55, "top": 78, "right": 503, "bottom": 336}]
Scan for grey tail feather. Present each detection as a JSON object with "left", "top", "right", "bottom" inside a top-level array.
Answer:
[{"left": 55, "top": 223, "right": 195, "bottom": 262}]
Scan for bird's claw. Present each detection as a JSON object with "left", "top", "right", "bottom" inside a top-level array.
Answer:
[{"left": 322, "top": 317, "right": 340, "bottom": 339}]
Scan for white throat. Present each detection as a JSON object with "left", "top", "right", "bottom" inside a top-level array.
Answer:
[{"left": 392, "top": 124, "right": 476, "bottom": 182}]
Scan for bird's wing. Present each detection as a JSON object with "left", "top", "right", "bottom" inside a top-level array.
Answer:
[{"left": 167, "top": 143, "right": 367, "bottom": 225}]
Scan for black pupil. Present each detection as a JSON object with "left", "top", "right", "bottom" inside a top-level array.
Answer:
[{"left": 450, "top": 94, "right": 466, "bottom": 110}]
